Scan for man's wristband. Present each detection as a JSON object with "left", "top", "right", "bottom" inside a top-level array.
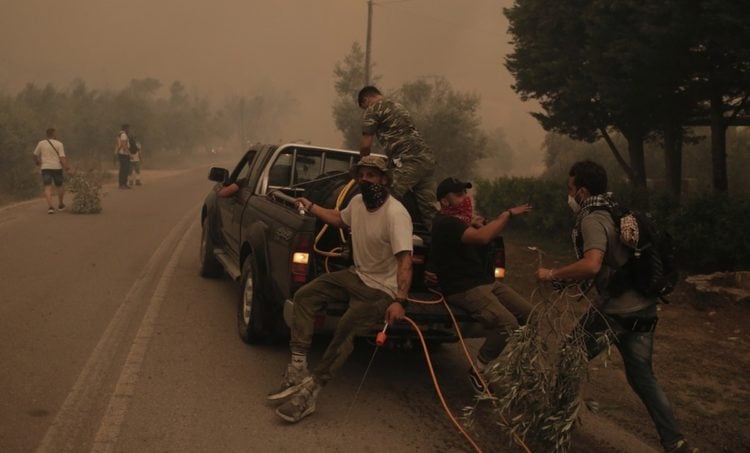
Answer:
[
  {"left": 394, "top": 297, "right": 408, "bottom": 309},
  {"left": 506, "top": 209, "right": 513, "bottom": 219}
]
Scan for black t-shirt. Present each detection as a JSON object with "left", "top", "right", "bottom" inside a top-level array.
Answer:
[{"left": 431, "top": 214, "right": 493, "bottom": 295}]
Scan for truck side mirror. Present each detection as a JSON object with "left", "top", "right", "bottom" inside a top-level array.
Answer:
[{"left": 208, "top": 167, "right": 229, "bottom": 183}]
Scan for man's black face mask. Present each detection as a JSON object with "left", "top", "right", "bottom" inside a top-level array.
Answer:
[{"left": 359, "top": 180, "right": 388, "bottom": 210}]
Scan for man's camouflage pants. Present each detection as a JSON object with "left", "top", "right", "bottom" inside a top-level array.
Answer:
[{"left": 390, "top": 153, "right": 438, "bottom": 230}]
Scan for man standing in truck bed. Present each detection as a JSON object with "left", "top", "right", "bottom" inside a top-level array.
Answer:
[
  {"left": 358, "top": 85, "right": 438, "bottom": 229},
  {"left": 268, "top": 155, "right": 413, "bottom": 424}
]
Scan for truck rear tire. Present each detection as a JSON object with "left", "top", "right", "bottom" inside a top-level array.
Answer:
[
  {"left": 237, "top": 256, "right": 267, "bottom": 344},
  {"left": 199, "top": 216, "right": 222, "bottom": 278}
]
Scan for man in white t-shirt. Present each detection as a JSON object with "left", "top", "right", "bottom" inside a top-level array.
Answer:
[
  {"left": 269, "top": 155, "right": 413, "bottom": 423},
  {"left": 115, "top": 124, "right": 131, "bottom": 189},
  {"left": 32, "top": 128, "right": 70, "bottom": 214}
]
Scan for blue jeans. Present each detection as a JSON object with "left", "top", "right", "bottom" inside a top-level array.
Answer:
[{"left": 578, "top": 308, "right": 684, "bottom": 451}]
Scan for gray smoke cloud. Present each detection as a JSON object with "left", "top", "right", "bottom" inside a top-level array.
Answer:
[{"left": 0, "top": 0, "right": 544, "bottom": 173}]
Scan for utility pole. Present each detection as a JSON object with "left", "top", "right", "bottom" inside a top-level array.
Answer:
[{"left": 365, "top": 0, "right": 373, "bottom": 85}]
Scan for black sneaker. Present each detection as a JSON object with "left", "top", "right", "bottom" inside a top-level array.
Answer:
[
  {"left": 267, "top": 364, "right": 310, "bottom": 402},
  {"left": 57, "top": 203, "right": 66, "bottom": 211},
  {"left": 275, "top": 377, "right": 320, "bottom": 423},
  {"left": 47, "top": 207, "right": 55, "bottom": 214}
]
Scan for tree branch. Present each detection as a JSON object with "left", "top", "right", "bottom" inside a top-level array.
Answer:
[
  {"left": 599, "top": 127, "right": 635, "bottom": 182},
  {"left": 727, "top": 93, "right": 750, "bottom": 123}
]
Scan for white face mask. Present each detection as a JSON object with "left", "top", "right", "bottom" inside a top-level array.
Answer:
[{"left": 568, "top": 194, "right": 581, "bottom": 214}]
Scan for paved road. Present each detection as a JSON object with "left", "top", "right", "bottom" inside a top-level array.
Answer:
[{"left": 0, "top": 167, "right": 658, "bottom": 453}]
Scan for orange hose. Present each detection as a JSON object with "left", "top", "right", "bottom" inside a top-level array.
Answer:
[
  {"left": 403, "top": 316, "right": 484, "bottom": 453},
  {"left": 407, "top": 290, "right": 533, "bottom": 453}
]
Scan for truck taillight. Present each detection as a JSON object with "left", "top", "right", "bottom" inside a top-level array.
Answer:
[
  {"left": 291, "top": 234, "right": 312, "bottom": 284},
  {"left": 494, "top": 237, "right": 506, "bottom": 280}
]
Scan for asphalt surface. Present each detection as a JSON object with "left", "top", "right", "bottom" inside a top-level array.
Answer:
[{"left": 0, "top": 167, "right": 659, "bottom": 453}]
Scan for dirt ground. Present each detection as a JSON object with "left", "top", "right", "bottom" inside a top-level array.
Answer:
[{"left": 501, "top": 236, "right": 750, "bottom": 452}]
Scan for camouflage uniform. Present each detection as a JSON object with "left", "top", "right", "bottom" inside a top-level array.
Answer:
[{"left": 362, "top": 99, "right": 437, "bottom": 227}]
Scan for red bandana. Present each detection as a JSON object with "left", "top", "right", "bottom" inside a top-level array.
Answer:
[{"left": 440, "top": 196, "right": 473, "bottom": 225}]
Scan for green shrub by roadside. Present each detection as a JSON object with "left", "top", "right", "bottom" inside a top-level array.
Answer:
[{"left": 475, "top": 177, "right": 750, "bottom": 273}]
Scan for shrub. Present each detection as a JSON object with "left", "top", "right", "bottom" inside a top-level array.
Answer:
[
  {"left": 474, "top": 177, "right": 573, "bottom": 239},
  {"left": 475, "top": 176, "right": 750, "bottom": 273},
  {"left": 668, "top": 193, "right": 750, "bottom": 272}
]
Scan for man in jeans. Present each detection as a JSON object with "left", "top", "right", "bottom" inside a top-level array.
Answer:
[
  {"left": 115, "top": 124, "right": 131, "bottom": 189},
  {"left": 430, "top": 177, "right": 532, "bottom": 391},
  {"left": 32, "top": 128, "right": 71, "bottom": 214},
  {"left": 268, "top": 156, "right": 413, "bottom": 423},
  {"left": 536, "top": 160, "right": 696, "bottom": 453}
]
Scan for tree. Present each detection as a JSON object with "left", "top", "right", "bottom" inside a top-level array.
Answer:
[
  {"left": 692, "top": 0, "right": 750, "bottom": 193},
  {"left": 331, "top": 42, "right": 379, "bottom": 149},
  {"left": 505, "top": 0, "right": 700, "bottom": 199},
  {"left": 394, "top": 77, "right": 488, "bottom": 180}
]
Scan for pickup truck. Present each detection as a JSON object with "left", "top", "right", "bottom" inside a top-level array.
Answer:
[{"left": 200, "top": 143, "right": 496, "bottom": 345}]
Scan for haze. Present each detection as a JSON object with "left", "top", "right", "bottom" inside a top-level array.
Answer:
[{"left": 0, "top": 0, "right": 544, "bottom": 173}]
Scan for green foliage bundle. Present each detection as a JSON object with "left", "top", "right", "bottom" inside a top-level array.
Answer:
[
  {"left": 464, "top": 284, "right": 600, "bottom": 452},
  {"left": 67, "top": 170, "right": 103, "bottom": 214}
]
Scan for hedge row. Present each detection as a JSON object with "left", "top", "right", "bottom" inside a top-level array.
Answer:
[{"left": 474, "top": 177, "right": 750, "bottom": 273}]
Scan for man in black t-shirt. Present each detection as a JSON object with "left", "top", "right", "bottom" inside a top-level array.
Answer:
[{"left": 431, "top": 177, "right": 533, "bottom": 391}]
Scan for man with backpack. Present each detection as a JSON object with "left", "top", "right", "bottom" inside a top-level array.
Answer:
[
  {"left": 536, "top": 160, "right": 696, "bottom": 453},
  {"left": 115, "top": 124, "right": 132, "bottom": 189},
  {"left": 32, "top": 128, "right": 71, "bottom": 214}
]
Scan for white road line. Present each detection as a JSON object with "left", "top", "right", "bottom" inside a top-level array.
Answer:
[
  {"left": 35, "top": 205, "right": 199, "bottom": 453},
  {"left": 90, "top": 218, "right": 198, "bottom": 453}
]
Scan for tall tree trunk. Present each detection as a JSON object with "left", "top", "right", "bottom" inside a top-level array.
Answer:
[
  {"left": 627, "top": 137, "right": 647, "bottom": 189},
  {"left": 710, "top": 92, "right": 729, "bottom": 193},
  {"left": 663, "top": 124, "right": 683, "bottom": 202},
  {"left": 625, "top": 134, "right": 648, "bottom": 207}
]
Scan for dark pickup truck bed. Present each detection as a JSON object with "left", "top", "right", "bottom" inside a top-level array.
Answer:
[{"left": 199, "top": 143, "right": 492, "bottom": 345}]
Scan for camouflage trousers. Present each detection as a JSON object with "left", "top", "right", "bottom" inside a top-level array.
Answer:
[
  {"left": 390, "top": 153, "right": 438, "bottom": 229},
  {"left": 289, "top": 269, "right": 392, "bottom": 384}
]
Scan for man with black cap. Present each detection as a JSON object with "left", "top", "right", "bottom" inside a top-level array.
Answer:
[
  {"left": 431, "top": 177, "right": 533, "bottom": 391},
  {"left": 268, "top": 155, "right": 414, "bottom": 423}
]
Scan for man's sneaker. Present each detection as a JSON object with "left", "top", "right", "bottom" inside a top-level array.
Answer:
[
  {"left": 57, "top": 203, "right": 65, "bottom": 211},
  {"left": 267, "top": 364, "right": 310, "bottom": 401},
  {"left": 468, "top": 367, "right": 491, "bottom": 394},
  {"left": 666, "top": 440, "right": 699, "bottom": 453},
  {"left": 47, "top": 207, "right": 55, "bottom": 214},
  {"left": 275, "top": 377, "right": 320, "bottom": 423}
]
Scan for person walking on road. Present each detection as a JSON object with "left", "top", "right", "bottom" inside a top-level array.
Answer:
[
  {"left": 536, "top": 160, "right": 697, "bottom": 453},
  {"left": 115, "top": 124, "right": 132, "bottom": 189},
  {"left": 430, "top": 176, "right": 533, "bottom": 391},
  {"left": 128, "top": 139, "right": 143, "bottom": 186},
  {"left": 358, "top": 85, "right": 438, "bottom": 229},
  {"left": 32, "top": 128, "right": 71, "bottom": 214},
  {"left": 268, "top": 155, "right": 413, "bottom": 424}
]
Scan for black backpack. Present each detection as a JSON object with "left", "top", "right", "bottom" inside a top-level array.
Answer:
[
  {"left": 128, "top": 135, "right": 140, "bottom": 154},
  {"left": 589, "top": 206, "right": 679, "bottom": 300}
]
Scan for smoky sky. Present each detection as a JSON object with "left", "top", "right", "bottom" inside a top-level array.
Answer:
[{"left": 0, "top": 0, "right": 544, "bottom": 170}]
